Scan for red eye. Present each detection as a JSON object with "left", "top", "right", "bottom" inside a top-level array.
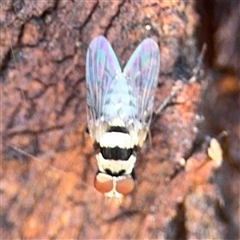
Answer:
[
  {"left": 94, "top": 173, "right": 113, "bottom": 193},
  {"left": 116, "top": 177, "right": 135, "bottom": 195}
]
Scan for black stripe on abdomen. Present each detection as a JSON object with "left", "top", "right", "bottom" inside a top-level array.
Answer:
[
  {"left": 101, "top": 146, "right": 133, "bottom": 160},
  {"left": 107, "top": 126, "right": 129, "bottom": 134}
]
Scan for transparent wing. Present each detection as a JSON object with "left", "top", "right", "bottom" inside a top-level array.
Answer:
[
  {"left": 86, "top": 36, "right": 121, "bottom": 139},
  {"left": 123, "top": 38, "right": 160, "bottom": 130}
]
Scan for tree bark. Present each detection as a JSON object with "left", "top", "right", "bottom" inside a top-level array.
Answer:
[{"left": 1, "top": 0, "right": 239, "bottom": 239}]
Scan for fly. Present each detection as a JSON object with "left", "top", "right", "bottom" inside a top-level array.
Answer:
[{"left": 86, "top": 36, "right": 160, "bottom": 198}]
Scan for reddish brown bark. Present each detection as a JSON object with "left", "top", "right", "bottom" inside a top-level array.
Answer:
[{"left": 1, "top": 0, "right": 239, "bottom": 239}]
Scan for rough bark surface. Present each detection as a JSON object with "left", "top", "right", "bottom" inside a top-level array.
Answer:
[{"left": 1, "top": 0, "right": 239, "bottom": 239}]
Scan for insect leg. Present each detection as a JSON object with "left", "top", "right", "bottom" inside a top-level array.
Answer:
[{"left": 154, "top": 81, "right": 183, "bottom": 117}]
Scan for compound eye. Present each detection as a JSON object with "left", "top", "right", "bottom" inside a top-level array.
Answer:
[
  {"left": 94, "top": 173, "right": 113, "bottom": 193},
  {"left": 116, "top": 177, "right": 135, "bottom": 195}
]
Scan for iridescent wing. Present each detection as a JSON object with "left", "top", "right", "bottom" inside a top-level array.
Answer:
[
  {"left": 86, "top": 36, "right": 121, "bottom": 141},
  {"left": 123, "top": 38, "right": 160, "bottom": 132}
]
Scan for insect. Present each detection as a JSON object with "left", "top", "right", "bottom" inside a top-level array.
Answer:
[{"left": 86, "top": 36, "right": 160, "bottom": 198}]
